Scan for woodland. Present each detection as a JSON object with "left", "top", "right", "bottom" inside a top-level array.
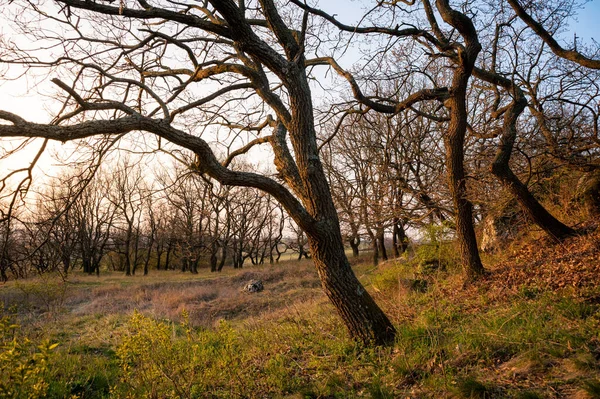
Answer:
[{"left": 0, "top": 0, "right": 599, "bottom": 397}]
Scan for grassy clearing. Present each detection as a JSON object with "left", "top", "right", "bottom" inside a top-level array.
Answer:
[{"left": 1, "top": 230, "right": 599, "bottom": 398}]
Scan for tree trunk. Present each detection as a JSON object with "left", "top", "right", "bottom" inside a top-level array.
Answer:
[
  {"left": 492, "top": 166, "right": 576, "bottom": 240},
  {"left": 181, "top": 257, "right": 187, "bottom": 272},
  {"left": 132, "top": 230, "right": 140, "bottom": 276},
  {"left": 217, "top": 243, "right": 227, "bottom": 272},
  {"left": 210, "top": 240, "right": 218, "bottom": 272},
  {"left": 275, "top": 244, "right": 282, "bottom": 263},
  {"left": 444, "top": 124, "right": 485, "bottom": 280},
  {"left": 438, "top": 4, "right": 485, "bottom": 280},
  {"left": 143, "top": 238, "right": 153, "bottom": 276},
  {"left": 349, "top": 236, "right": 360, "bottom": 257},
  {"left": 307, "top": 228, "right": 395, "bottom": 346},
  {"left": 165, "top": 241, "right": 173, "bottom": 270},
  {"left": 124, "top": 235, "right": 132, "bottom": 276},
  {"left": 190, "top": 258, "right": 198, "bottom": 274},
  {"left": 62, "top": 255, "right": 71, "bottom": 276},
  {"left": 376, "top": 228, "right": 388, "bottom": 262},
  {"left": 484, "top": 80, "right": 576, "bottom": 241},
  {"left": 83, "top": 257, "right": 92, "bottom": 274},
  {"left": 371, "top": 237, "right": 379, "bottom": 266},
  {"left": 156, "top": 246, "right": 163, "bottom": 271},
  {"left": 392, "top": 218, "right": 408, "bottom": 257}
]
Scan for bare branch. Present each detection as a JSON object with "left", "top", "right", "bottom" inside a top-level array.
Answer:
[
  {"left": 308, "top": 57, "right": 449, "bottom": 113},
  {"left": 507, "top": 0, "right": 600, "bottom": 69}
]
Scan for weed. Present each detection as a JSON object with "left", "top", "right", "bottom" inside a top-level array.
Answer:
[
  {"left": 556, "top": 297, "right": 598, "bottom": 320},
  {"left": 368, "top": 376, "right": 394, "bottom": 399},
  {"left": 14, "top": 273, "right": 70, "bottom": 315},
  {"left": 583, "top": 379, "right": 600, "bottom": 398},
  {"left": 515, "top": 391, "right": 543, "bottom": 399},
  {"left": 456, "top": 377, "right": 491, "bottom": 398},
  {"left": 519, "top": 286, "right": 541, "bottom": 300}
]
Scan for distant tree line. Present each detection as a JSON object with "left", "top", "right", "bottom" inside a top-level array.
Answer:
[{"left": 0, "top": 159, "right": 295, "bottom": 280}]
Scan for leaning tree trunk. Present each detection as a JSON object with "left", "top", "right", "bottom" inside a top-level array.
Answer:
[
  {"left": 492, "top": 166, "right": 576, "bottom": 240},
  {"left": 276, "top": 61, "right": 395, "bottom": 345},
  {"left": 479, "top": 72, "right": 576, "bottom": 241},
  {"left": 307, "top": 226, "right": 396, "bottom": 346}
]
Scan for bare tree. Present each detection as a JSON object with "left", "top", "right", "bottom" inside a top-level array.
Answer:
[
  {"left": 109, "top": 158, "right": 147, "bottom": 276},
  {"left": 72, "top": 171, "right": 116, "bottom": 276},
  {"left": 294, "top": 0, "right": 600, "bottom": 278},
  {"left": 5, "top": 0, "right": 595, "bottom": 344}
]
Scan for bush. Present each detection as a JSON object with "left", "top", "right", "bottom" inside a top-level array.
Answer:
[
  {"left": 114, "top": 310, "right": 247, "bottom": 398},
  {"left": 415, "top": 223, "right": 459, "bottom": 274},
  {"left": 0, "top": 316, "right": 57, "bottom": 398}
]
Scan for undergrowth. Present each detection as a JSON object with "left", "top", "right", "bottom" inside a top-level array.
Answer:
[{"left": 0, "top": 228, "right": 598, "bottom": 398}]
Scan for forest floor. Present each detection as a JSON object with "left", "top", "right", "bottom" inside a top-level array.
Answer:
[{"left": 1, "top": 226, "right": 599, "bottom": 398}]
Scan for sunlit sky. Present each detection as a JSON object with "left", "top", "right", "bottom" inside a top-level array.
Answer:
[
  {"left": 0, "top": 0, "right": 599, "bottom": 181},
  {"left": 1, "top": 0, "right": 598, "bottom": 121}
]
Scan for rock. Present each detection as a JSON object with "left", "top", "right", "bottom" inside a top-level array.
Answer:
[
  {"left": 243, "top": 279, "right": 264, "bottom": 293},
  {"left": 481, "top": 216, "right": 507, "bottom": 253}
]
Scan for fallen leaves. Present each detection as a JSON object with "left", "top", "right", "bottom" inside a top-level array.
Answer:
[{"left": 485, "top": 226, "right": 600, "bottom": 296}]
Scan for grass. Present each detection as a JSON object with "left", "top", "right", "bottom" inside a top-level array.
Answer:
[{"left": 0, "top": 229, "right": 599, "bottom": 398}]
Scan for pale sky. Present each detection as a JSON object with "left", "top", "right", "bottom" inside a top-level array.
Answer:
[
  {"left": 2, "top": 0, "right": 598, "bottom": 120},
  {"left": 0, "top": 0, "right": 598, "bottom": 183}
]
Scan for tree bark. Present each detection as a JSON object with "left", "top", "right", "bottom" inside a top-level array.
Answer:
[
  {"left": 217, "top": 242, "right": 227, "bottom": 272},
  {"left": 349, "top": 236, "right": 360, "bottom": 257},
  {"left": 437, "top": 0, "right": 485, "bottom": 280},
  {"left": 392, "top": 218, "right": 408, "bottom": 257},
  {"left": 492, "top": 167, "right": 576, "bottom": 240},
  {"left": 473, "top": 68, "right": 576, "bottom": 241},
  {"left": 376, "top": 228, "right": 388, "bottom": 262},
  {"left": 307, "top": 227, "right": 395, "bottom": 346}
]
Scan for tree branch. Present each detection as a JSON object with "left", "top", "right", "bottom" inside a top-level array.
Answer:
[
  {"left": 0, "top": 111, "right": 319, "bottom": 235},
  {"left": 307, "top": 57, "right": 449, "bottom": 114},
  {"left": 507, "top": 0, "right": 600, "bottom": 69}
]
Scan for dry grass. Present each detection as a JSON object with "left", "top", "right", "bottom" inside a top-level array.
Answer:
[{"left": 0, "top": 260, "right": 323, "bottom": 328}]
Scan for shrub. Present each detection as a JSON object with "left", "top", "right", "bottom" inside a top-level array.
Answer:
[
  {"left": 114, "top": 310, "right": 246, "bottom": 398},
  {"left": 415, "top": 223, "right": 460, "bottom": 274},
  {"left": 115, "top": 310, "right": 202, "bottom": 398},
  {"left": 0, "top": 316, "right": 57, "bottom": 398}
]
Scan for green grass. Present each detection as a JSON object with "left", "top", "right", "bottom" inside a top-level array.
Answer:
[{"left": 1, "top": 249, "right": 599, "bottom": 398}]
